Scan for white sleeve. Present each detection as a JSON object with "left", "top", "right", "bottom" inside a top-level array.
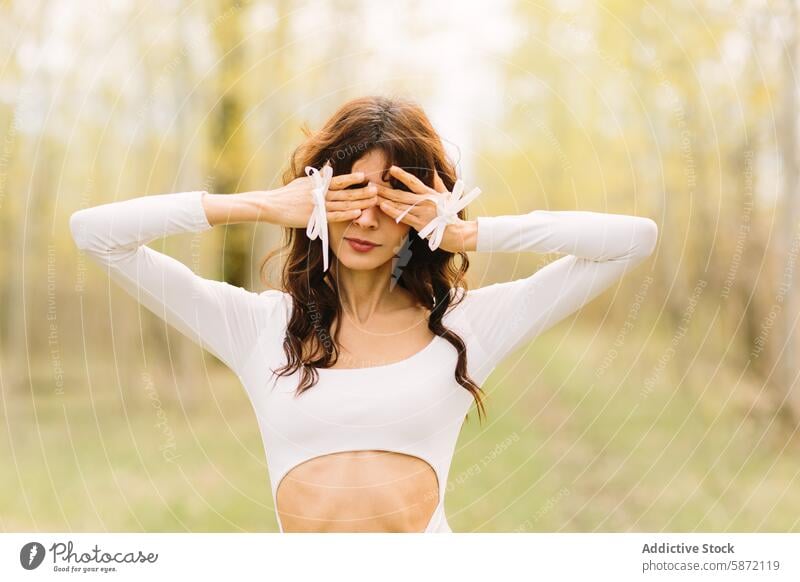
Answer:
[
  {"left": 69, "top": 190, "right": 281, "bottom": 376},
  {"left": 461, "top": 209, "right": 658, "bottom": 376}
]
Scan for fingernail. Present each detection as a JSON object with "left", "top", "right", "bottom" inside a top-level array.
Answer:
[{"left": 367, "top": 185, "right": 377, "bottom": 193}]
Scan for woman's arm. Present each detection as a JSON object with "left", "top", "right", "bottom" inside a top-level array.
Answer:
[
  {"left": 69, "top": 190, "right": 284, "bottom": 377},
  {"left": 458, "top": 209, "right": 658, "bottom": 377}
]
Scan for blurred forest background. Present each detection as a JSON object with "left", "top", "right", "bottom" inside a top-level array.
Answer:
[{"left": 1, "top": 0, "right": 799, "bottom": 532}]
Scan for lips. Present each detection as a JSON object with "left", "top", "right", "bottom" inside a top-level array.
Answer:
[
  {"left": 346, "top": 237, "right": 378, "bottom": 246},
  {"left": 345, "top": 237, "right": 380, "bottom": 252}
]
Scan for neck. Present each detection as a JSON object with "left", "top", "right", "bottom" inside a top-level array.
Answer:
[{"left": 336, "top": 261, "right": 410, "bottom": 323}]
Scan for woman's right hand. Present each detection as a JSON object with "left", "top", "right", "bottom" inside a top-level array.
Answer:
[{"left": 263, "top": 170, "right": 378, "bottom": 229}]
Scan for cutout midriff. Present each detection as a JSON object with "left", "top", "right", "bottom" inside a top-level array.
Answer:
[{"left": 275, "top": 450, "right": 440, "bottom": 532}]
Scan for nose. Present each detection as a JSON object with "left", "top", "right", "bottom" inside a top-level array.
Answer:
[
  {"left": 353, "top": 205, "right": 379, "bottom": 228},
  {"left": 352, "top": 195, "right": 381, "bottom": 228}
]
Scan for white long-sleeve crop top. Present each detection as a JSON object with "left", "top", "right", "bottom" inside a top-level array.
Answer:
[{"left": 68, "top": 190, "right": 658, "bottom": 532}]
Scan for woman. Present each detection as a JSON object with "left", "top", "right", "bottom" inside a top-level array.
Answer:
[{"left": 69, "top": 95, "right": 658, "bottom": 533}]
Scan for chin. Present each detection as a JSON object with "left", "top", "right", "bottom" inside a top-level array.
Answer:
[{"left": 332, "top": 250, "right": 391, "bottom": 271}]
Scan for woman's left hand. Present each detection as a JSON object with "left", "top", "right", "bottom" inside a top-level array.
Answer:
[{"left": 375, "top": 165, "right": 473, "bottom": 253}]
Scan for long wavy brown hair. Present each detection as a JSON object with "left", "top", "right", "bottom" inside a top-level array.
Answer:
[{"left": 260, "top": 95, "right": 486, "bottom": 422}]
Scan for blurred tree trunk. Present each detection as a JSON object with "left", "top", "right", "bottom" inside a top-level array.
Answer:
[
  {"left": 250, "top": 0, "right": 292, "bottom": 291},
  {"left": 208, "top": 0, "right": 250, "bottom": 289},
  {"left": 173, "top": 5, "right": 205, "bottom": 406},
  {"left": 776, "top": 0, "right": 800, "bottom": 423},
  {"left": 6, "top": 2, "right": 44, "bottom": 390},
  {"left": 0, "top": 106, "right": 19, "bottom": 381}
]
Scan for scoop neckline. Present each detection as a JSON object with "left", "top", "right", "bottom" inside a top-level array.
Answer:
[{"left": 316, "top": 334, "right": 442, "bottom": 373}]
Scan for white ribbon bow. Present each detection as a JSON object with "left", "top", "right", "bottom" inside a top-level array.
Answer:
[
  {"left": 395, "top": 179, "right": 482, "bottom": 251},
  {"left": 305, "top": 164, "right": 334, "bottom": 271}
]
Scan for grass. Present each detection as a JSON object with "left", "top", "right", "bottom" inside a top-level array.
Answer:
[
  {"left": 3, "top": 322, "right": 798, "bottom": 532},
  {"left": 448, "top": 323, "right": 800, "bottom": 532}
]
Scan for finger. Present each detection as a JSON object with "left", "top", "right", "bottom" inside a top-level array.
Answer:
[
  {"left": 329, "top": 171, "right": 366, "bottom": 190},
  {"left": 378, "top": 199, "right": 424, "bottom": 229},
  {"left": 388, "top": 165, "right": 429, "bottom": 194},
  {"left": 326, "top": 195, "right": 378, "bottom": 212},
  {"left": 433, "top": 170, "right": 447, "bottom": 193},
  {"left": 327, "top": 183, "right": 377, "bottom": 201},
  {"left": 327, "top": 208, "right": 363, "bottom": 222},
  {"left": 377, "top": 194, "right": 424, "bottom": 219},
  {"left": 377, "top": 199, "right": 403, "bottom": 221},
  {"left": 374, "top": 184, "right": 418, "bottom": 205},
  {"left": 378, "top": 194, "right": 430, "bottom": 222}
]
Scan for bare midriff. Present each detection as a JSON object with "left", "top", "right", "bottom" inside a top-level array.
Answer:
[{"left": 275, "top": 450, "right": 440, "bottom": 532}]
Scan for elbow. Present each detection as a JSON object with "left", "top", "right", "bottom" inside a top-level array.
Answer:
[
  {"left": 69, "top": 207, "right": 106, "bottom": 254},
  {"left": 69, "top": 206, "right": 140, "bottom": 263},
  {"left": 69, "top": 209, "right": 89, "bottom": 250},
  {"left": 633, "top": 217, "right": 658, "bottom": 260}
]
